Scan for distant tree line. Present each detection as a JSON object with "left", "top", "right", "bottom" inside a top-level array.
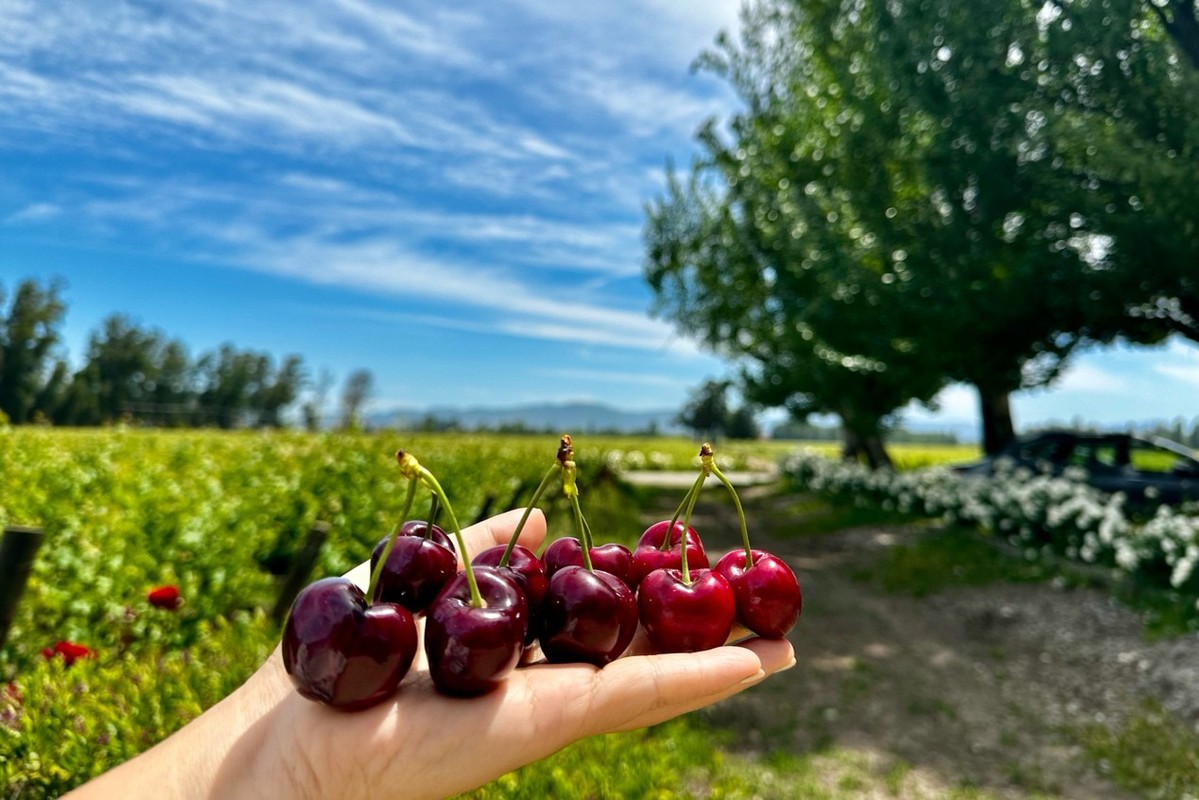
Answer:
[
  {"left": 676, "top": 379, "right": 761, "bottom": 440},
  {"left": 0, "top": 278, "right": 373, "bottom": 429},
  {"left": 645, "top": 0, "right": 1199, "bottom": 467}
]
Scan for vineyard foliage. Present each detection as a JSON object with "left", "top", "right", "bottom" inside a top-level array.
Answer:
[
  {"left": 0, "top": 427, "right": 792, "bottom": 797},
  {"left": 0, "top": 427, "right": 973, "bottom": 797}
]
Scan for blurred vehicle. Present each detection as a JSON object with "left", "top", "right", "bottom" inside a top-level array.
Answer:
[{"left": 951, "top": 430, "right": 1199, "bottom": 508}]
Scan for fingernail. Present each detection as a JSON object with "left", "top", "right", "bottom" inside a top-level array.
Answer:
[
  {"left": 776, "top": 656, "right": 797, "bottom": 673},
  {"left": 739, "top": 669, "right": 766, "bottom": 687}
]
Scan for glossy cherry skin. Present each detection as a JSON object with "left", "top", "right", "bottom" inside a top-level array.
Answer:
[
  {"left": 715, "top": 549, "right": 802, "bottom": 638},
  {"left": 542, "top": 538, "right": 634, "bottom": 588},
  {"left": 471, "top": 544, "right": 549, "bottom": 644},
  {"left": 540, "top": 566, "right": 638, "bottom": 667},
  {"left": 629, "top": 521, "right": 708, "bottom": 588},
  {"left": 396, "top": 519, "right": 456, "bottom": 552},
  {"left": 371, "top": 534, "right": 457, "bottom": 614},
  {"left": 424, "top": 567, "right": 528, "bottom": 696},
  {"left": 282, "top": 577, "right": 418, "bottom": 710},
  {"left": 637, "top": 568, "right": 736, "bottom": 653}
]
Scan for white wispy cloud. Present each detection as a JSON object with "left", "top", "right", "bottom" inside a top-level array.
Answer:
[
  {"left": 1056, "top": 362, "right": 1129, "bottom": 393},
  {"left": 1153, "top": 339, "right": 1199, "bottom": 387},
  {"left": 4, "top": 202, "right": 60, "bottom": 225},
  {"left": 0, "top": 0, "right": 734, "bottom": 369}
]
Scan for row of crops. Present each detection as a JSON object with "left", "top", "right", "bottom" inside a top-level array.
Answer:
[
  {"left": 0, "top": 427, "right": 979, "bottom": 797},
  {"left": 0, "top": 427, "right": 807, "bottom": 797}
]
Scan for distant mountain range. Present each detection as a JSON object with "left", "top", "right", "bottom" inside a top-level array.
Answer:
[{"left": 366, "top": 401, "right": 687, "bottom": 435}]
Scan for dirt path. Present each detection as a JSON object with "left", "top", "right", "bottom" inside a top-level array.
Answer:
[{"left": 642, "top": 486, "right": 1199, "bottom": 799}]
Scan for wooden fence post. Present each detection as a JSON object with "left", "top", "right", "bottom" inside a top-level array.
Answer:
[
  {"left": 272, "top": 521, "right": 330, "bottom": 623},
  {"left": 0, "top": 525, "right": 44, "bottom": 651}
]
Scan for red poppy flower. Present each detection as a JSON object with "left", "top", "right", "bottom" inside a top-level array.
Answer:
[
  {"left": 147, "top": 585, "right": 183, "bottom": 610},
  {"left": 41, "top": 641, "right": 94, "bottom": 666}
]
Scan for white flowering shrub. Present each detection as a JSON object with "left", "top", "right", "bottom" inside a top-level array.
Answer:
[{"left": 781, "top": 448, "right": 1199, "bottom": 601}]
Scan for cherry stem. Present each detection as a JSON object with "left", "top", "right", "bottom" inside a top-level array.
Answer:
[
  {"left": 569, "top": 494, "right": 595, "bottom": 572},
  {"left": 678, "top": 469, "right": 703, "bottom": 585},
  {"left": 709, "top": 461, "right": 753, "bottom": 568},
  {"left": 424, "top": 494, "right": 440, "bottom": 539},
  {"left": 367, "top": 476, "right": 418, "bottom": 603},
  {"left": 397, "top": 450, "right": 483, "bottom": 608},
  {"left": 562, "top": 460, "right": 595, "bottom": 571},
  {"left": 663, "top": 470, "right": 707, "bottom": 552},
  {"left": 499, "top": 461, "right": 561, "bottom": 567}
]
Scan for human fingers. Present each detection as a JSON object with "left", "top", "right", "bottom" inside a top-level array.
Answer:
[
  {"left": 515, "top": 637, "right": 794, "bottom": 742},
  {"left": 592, "top": 638, "right": 795, "bottom": 733},
  {"left": 457, "top": 506, "right": 547, "bottom": 563}
]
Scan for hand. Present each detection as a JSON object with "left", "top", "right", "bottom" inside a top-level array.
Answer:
[{"left": 68, "top": 508, "right": 795, "bottom": 800}]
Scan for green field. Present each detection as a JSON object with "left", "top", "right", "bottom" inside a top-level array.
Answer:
[{"left": 0, "top": 428, "right": 977, "bottom": 797}]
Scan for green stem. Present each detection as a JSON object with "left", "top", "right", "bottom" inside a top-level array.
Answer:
[
  {"left": 580, "top": 513, "right": 595, "bottom": 551},
  {"left": 710, "top": 463, "right": 753, "bottom": 567},
  {"left": 367, "top": 477, "right": 418, "bottom": 603},
  {"left": 663, "top": 471, "right": 707, "bottom": 552},
  {"left": 416, "top": 466, "right": 482, "bottom": 608},
  {"left": 678, "top": 472, "right": 703, "bottom": 585},
  {"left": 500, "top": 462, "right": 561, "bottom": 567},
  {"left": 424, "top": 494, "right": 440, "bottom": 539},
  {"left": 569, "top": 494, "right": 595, "bottom": 572},
  {"left": 562, "top": 460, "right": 594, "bottom": 571}
]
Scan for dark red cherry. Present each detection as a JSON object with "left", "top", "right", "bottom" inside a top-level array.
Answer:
[
  {"left": 540, "top": 566, "right": 638, "bottom": 667},
  {"left": 396, "top": 519, "right": 455, "bottom": 553},
  {"left": 715, "top": 549, "right": 802, "bottom": 638},
  {"left": 424, "top": 567, "right": 528, "bottom": 696},
  {"left": 371, "top": 534, "right": 457, "bottom": 614},
  {"left": 282, "top": 577, "right": 417, "bottom": 710},
  {"left": 637, "top": 568, "right": 735, "bottom": 653},
  {"left": 542, "top": 538, "right": 634, "bottom": 588},
  {"left": 629, "top": 521, "right": 708, "bottom": 588},
  {"left": 472, "top": 544, "right": 549, "bottom": 644}
]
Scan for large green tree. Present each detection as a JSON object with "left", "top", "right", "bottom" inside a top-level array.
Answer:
[
  {"left": 1040, "top": 0, "right": 1199, "bottom": 348},
  {"left": 647, "top": 0, "right": 1181, "bottom": 457}
]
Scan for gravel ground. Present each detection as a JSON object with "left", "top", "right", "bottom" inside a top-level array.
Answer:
[{"left": 641, "top": 486, "right": 1199, "bottom": 799}]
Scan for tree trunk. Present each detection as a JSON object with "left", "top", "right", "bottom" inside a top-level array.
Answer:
[
  {"left": 840, "top": 427, "right": 863, "bottom": 462},
  {"left": 860, "top": 432, "right": 894, "bottom": 470},
  {"left": 840, "top": 418, "right": 893, "bottom": 469},
  {"left": 977, "top": 387, "right": 1016, "bottom": 456}
]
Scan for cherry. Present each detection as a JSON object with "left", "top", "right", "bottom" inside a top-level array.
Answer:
[
  {"left": 714, "top": 549, "right": 802, "bottom": 638},
  {"left": 396, "top": 518, "right": 456, "bottom": 552},
  {"left": 424, "top": 567, "right": 528, "bottom": 696},
  {"left": 370, "top": 533, "right": 457, "bottom": 614},
  {"left": 638, "top": 567, "right": 736, "bottom": 652},
  {"left": 542, "top": 537, "right": 634, "bottom": 588},
  {"left": 282, "top": 577, "right": 418, "bottom": 710},
  {"left": 628, "top": 520, "right": 708, "bottom": 587},
  {"left": 540, "top": 565, "right": 637, "bottom": 666},
  {"left": 472, "top": 543, "right": 549, "bottom": 644}
]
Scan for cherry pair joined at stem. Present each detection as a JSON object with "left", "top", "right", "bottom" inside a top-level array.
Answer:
[{"left": 638, "top": 444, "right": 802, "bottom": 653}]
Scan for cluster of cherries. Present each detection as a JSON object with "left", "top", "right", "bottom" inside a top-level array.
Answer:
[{"left": 282, "top": 436, "right": 802, "bottom": 710}]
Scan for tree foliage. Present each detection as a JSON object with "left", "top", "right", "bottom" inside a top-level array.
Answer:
[
  {"left": 0, "top": 279, "right": 66, "bottom": 423},
  {"left": 677, "top": 379, "right": 761, "bottom": 440},
  {"left": 646, "top": 0, "right": 1199, "bottom": 460}
]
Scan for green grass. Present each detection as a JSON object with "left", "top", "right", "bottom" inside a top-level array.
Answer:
[
  {"left": 1077, "top": 701, "right": 1199, "bottom": 799},
  {"left": 763, "top": 494, "right": 919, "bottom": 537},
  {"left": 864, "top": 527, "right": 1056, "bottom": 597},
  {"left": 463, "top": 718, "right": 1047, "bottom": 800}
]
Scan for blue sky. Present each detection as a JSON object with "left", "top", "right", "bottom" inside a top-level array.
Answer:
[{"left": 1, "top": 0, "right": 1196, "bottom": 437}]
